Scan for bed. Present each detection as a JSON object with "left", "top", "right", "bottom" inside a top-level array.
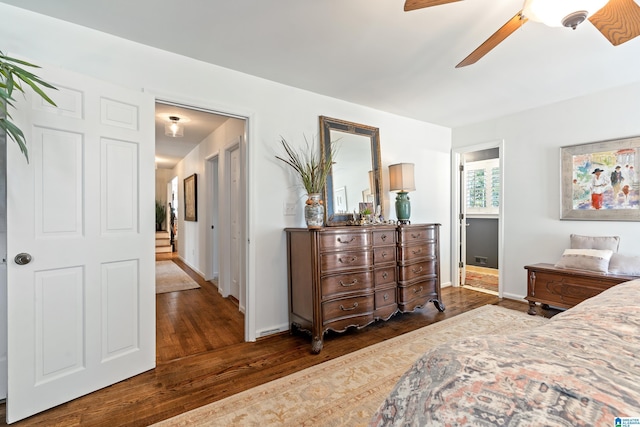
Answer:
[{"left": 370, "top": 279, "right": 640, "bottom": 426}]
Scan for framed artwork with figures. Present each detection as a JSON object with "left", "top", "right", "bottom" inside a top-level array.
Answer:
[{"left": 561, "top": 136, "right": 640, "bottom": 221}]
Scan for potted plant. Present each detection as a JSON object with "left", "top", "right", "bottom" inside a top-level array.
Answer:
[
  {"left": 276, "top": 135, "right": 337, "bottom": 228},
  {"left": 1, "top": 50, "right": 57, "bottom": 162},
  {"left": 155, "top": 200, "right": 166, "bottom": 231}
]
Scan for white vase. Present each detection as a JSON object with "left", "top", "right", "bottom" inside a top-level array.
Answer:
[{"left": 305, "top": 193, "right": 324, "bottom": 229}]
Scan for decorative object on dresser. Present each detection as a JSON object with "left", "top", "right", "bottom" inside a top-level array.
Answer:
[
  {"left": 285, "top": 223, "right": 444, "bottom": 353},
  {"left": 276, "top": 136, "right": 336, "bottom": 228},
  {"left": 389, "top": 163, "right": 416, "bottom": 224},
  {"left": 319, "top": 116, "right": 383, "bottom": 226}
]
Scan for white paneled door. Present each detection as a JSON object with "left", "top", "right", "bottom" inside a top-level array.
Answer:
[{"left": 6, "top": 63, "right": 155, "bottom": 423}]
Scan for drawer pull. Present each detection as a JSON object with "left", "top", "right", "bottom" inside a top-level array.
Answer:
[
  {"left": 381, "top": 251, "right": 388, "bottom": 258},
  {"left": 412, "top": 248, "right": 422, "bottom": 255},
  {"left": 382, "top": 272, "right": 388, "bottom": 279},
  {"left": 411, "top": 233, "right": 421, "bottom": 239},
  {"left": 339, "top": 256, "right": 357, "bottom": 264},
  {"left": 339, "top": 279, "right": 358, "bottom": 287},
  {"left": 337, "top": 237, "right": 356, "bottom": 244},
  {"left": 412, "top": 266, "right": 423, "bottom": 274},
  {"left": 381, "top": 234, "right": 388, "bottom": 241},
  {"left": 383, "top": 293, "right": 389, "bottom": 301},
  {"left": 414, "top": 286, "right": 423, "bottom": 294},
  {"left": 340, "top": 302, "right": 359, "bottom": 311}
]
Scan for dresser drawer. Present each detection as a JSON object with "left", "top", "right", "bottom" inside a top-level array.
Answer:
[
  {"left": 397, "top": 225, "right": 435, "bottom": 244},
  {"left": 320, "top": 250, "right": 372, "bottom": 273},
  {"left": 374, "top": 266, "right": 396, "bottom": 287},
  {"left": 398, "top": 260, "right": 436, "bottom": 282},
  {"left": 375, "top": 286, "right": 397, "bottom": 308},
  {"left": 374, "top": 246, "right": 396, "bottom": 265},
  {"left": 322, "top": 294, "right": 374, "bottom": 325},
  {"left": 321, "top": 271, "right": 372, "bottom": 298},
  {"left": 320, "top": 231, "right": 370, "bottom": 251},
  {"left": 372, "top": 229, "right": 396, "bottom": 246},
  {"left": 397, "top": 242, "right": 435, "bottom": 263},
  {"left": 397, "top": 279, "right": 437, "bottom": 304}
]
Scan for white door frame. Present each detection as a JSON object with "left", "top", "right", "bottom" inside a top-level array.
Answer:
[
  {"left": 451, "top": 140, "right": 505, "bottom": 297},
  {"left": 220, "top": 139, "right": 245, "bottom": 311},
  {"left": 150, "top": 92, "right": 255, "bottom": 342},
  {"left": 205, "top": 153, "right": 220, "bottom": 282}
]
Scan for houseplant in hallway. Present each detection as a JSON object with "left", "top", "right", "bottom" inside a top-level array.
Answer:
[
  {"left": 276, "top": 135, "right": 337, "bottom": 228},
  {"left": 0, "top": 50, "right": 57, "bottom": 162},
  {"left": 156, "top": 200, "right": 166, "bottom": 231}
]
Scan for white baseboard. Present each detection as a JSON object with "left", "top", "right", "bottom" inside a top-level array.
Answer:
[{"left": 257, "top": 323, "right": 290, "bottom": 338}]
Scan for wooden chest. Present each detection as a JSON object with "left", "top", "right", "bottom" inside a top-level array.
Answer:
[{"left": 524, "top": 263, "right": 636, "bottom": 315}]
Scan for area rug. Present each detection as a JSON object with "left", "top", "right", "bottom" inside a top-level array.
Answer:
[
  {"left": 464, "top": 265, "right": 499, "bottom": 293},
  {"left": 153, "top": 305, "right": 548, "bottom": 426},
  {"left": 156, "top": 261, "right": 201, "bottom": 294}
]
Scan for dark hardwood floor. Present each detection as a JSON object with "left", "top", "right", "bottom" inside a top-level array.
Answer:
[{"left": 0, "top": 255, "right": 557, "bottom": 426}]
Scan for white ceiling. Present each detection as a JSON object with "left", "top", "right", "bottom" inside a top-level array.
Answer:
[
  {"left": 4, "top": 0, "right": 640, "bottom": 139},
  {"left": 154, "top": 103, "right": 229, "bottom": 169}
]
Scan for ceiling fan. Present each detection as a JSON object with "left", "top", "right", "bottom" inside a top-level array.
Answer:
[{"left": 404, "top": 0, "right": 640, "bottom": 68}]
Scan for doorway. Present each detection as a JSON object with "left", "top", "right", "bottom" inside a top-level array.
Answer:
[
  {"left": 154, "top": 101, "right": 248, "bottom": 356},
  {"left": 452, "top": 141, "right": 504, "bottom": 297}
]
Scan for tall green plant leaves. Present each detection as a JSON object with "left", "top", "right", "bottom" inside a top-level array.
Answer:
[
  {"left": 0, "top": 51, "right": 57, "bottom": 162},
  {"left": 276, "top": 135, "right": 338, "bottom": 194}
]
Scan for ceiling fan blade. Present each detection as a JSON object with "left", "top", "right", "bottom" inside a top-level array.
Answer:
[
  {"left": 404, "top": 0, "right": 462, "bottom": 12},
  {"left": 589, "top": 0, "right": 640, "bottom": 46},
  {"left": 456, "top": 11, "right": 528, "bottom": 68}
]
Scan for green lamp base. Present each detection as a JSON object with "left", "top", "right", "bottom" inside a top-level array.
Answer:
[{"left": 395, "top": 191, "right": 411, "bottom": 225}]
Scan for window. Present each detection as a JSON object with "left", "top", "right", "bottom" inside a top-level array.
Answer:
[{"left": 465, "top": 158, "right": 500, "bottom": 215}]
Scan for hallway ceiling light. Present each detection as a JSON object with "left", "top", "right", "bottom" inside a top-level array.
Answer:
[{"left": 165, "top": 116, "right": 184, "bottom": 138}]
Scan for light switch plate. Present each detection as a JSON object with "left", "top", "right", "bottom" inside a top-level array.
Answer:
[{"left": 284, "top": 202, "right": 297, "bottom": 216}]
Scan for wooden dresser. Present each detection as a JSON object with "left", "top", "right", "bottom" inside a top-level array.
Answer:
[
  {"left": 286, "top": 223, "right": 443, "bottom": 353},
  {"left": 525, "top": 263, "right": 636, "bottom": 315}
]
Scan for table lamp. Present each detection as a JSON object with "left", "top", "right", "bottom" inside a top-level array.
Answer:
[{"left": 389, "top": 163, "right": 415, "bottom": 224}]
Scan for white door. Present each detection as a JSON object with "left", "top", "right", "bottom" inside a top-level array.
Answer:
[
  {"left": 229, "top": 146, "right": 241, "bottom": 302},
  {"left": 6, "top": 63, "right": 155, "bottom": 422},
  {"left": 459, "top": 159, "right": 468, "bottom": 286}
]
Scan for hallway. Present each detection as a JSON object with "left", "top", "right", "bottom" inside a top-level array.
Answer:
[{"left": 155, "top": 253, "right": 244, "bottom": 363}]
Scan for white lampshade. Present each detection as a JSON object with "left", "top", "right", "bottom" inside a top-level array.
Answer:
[
  {"left": 165, "top": 116, "right": 184, "bottom": 138},
  {"left": 523, "top": 0, "right": 608, "bottom": 28},
  {"left": 389, "top": 163, "right": 416, "bottom": 192}
]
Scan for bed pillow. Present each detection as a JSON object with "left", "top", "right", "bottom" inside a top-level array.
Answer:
[
  {"left": 608, "top": 253, "right": 640, "bottom": 276},
  {"left": 570, "top": 234, "right": 620, "bottom": 253},
  {"left": 555, "top": 248, "right": 613, "bottom": 273}
]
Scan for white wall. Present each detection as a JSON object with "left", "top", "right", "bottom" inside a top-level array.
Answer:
[
  {"left": 0, "top": 4, "right": 452, "bottom": 339},
  {"left": 155, "top": 168, "right": 174, "bottom": 231},
  {"left": 453, "top": 82, "right": 640, "bottom": 300}
]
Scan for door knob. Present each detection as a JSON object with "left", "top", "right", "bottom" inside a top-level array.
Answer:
[{"left": 14, "top": 253, "right": 32, "bottom": 265}]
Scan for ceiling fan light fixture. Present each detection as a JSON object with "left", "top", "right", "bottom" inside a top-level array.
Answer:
[
  {"left": 165, "top": 115, "right": 184, "bottom": 138},
  {"left": 522, "top": 0, "right": 609, "bottom": 28}
]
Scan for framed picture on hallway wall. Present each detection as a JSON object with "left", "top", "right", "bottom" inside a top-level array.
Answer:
[
  {"left": 184, "top": 174, "right": 197, "bottom": 222},
  {"left": 561, "top": 136, "right": 640, "bottom": 221}
]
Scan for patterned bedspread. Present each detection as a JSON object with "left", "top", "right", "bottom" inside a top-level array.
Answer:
[{"left": 370, "top": 279, "right": 640, "bottom": 426}]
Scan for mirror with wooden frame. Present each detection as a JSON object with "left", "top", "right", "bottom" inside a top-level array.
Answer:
[{"left": 319, "top": 116, "right": 382, "bottom": 224}]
